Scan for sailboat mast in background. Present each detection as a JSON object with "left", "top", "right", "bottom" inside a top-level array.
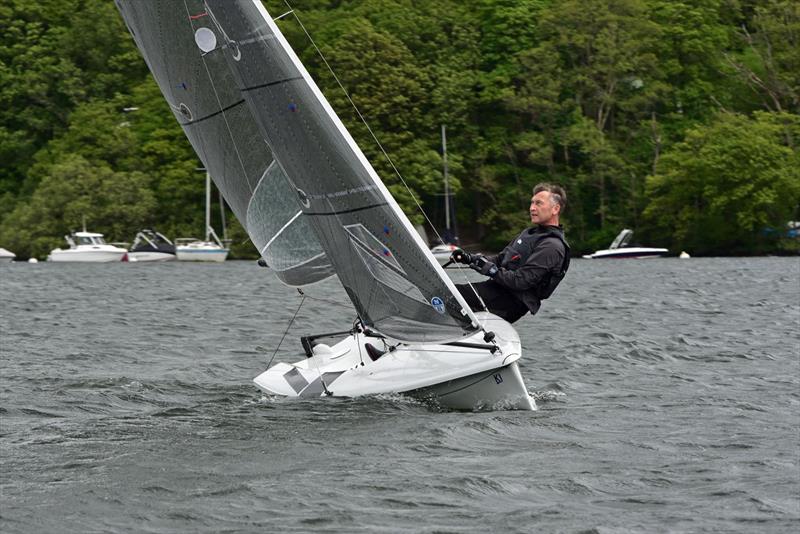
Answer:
[{"left": 442, "top": 124, "right": 450, "bottom": 240}]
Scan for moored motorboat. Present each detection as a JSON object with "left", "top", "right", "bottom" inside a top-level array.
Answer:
[
  {"left": 0, "top": 248, "right": 15, "bottom": 263},
  {"left": 129, "top": 229, "right": 176, "bottom": 262},
  {"left": 583, "top": 229, "right": 668, "bottom": 259},
  {"left": 47, "top": 232, "right": 128, "bottom": 262}
]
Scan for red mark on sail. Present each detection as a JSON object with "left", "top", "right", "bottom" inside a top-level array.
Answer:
[{"left": 189, "top": 12, "right": 208, "bottom": 20}]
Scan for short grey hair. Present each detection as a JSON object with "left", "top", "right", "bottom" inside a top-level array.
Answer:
[{"left": 533, "top": 183, "right": 566, "bottom": 211}]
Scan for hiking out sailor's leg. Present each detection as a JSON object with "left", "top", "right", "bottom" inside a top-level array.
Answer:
[{"left": 456, "top": 281, "right": 528, "bottom": 323}]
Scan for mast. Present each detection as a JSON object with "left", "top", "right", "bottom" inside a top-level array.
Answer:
[
  {"left": 441, "top": 124, "right": 450, "bottom": 238},
  {"left": 205, "top": 171, "right": 211, "bottom": 242}
]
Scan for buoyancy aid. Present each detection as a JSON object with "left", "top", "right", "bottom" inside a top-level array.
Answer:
[{"left": 498, "top": 225, "right": 570, "bottom": 300}]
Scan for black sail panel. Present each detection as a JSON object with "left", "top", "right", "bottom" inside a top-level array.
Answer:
[
  {"left": 114, "top": 0, "right": 334, "bottom": 285},
  {"left": 202, "top": 1, "right": 479, "bottom": 341}
]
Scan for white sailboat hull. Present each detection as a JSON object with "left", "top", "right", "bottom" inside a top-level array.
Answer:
[
  {"left": 254, "top": 313, "right": 535, "bottom": 411},
  {"left": 175, "top": 244, "right": 228, "bottom": 262},
  {"left": 47, "top": 247, "right": 127, "bottom": 262}
]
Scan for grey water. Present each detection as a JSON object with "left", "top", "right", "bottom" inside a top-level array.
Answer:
[{"left": 1, "top": 258, "right": 798, "bottom": 533}]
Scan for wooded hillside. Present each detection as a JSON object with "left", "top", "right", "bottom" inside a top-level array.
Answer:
[{"left": 1, "top": 0, "right": 797, "bottom": 259}]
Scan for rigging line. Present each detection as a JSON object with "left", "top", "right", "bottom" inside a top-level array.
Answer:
[
  {"left": 281, "top": 0, "right": 447, "bottom": 249},
  {"left": 265, "top": 290, "right": 306, "bottom": 370},
  {"left": 302, "top": 291, "right": 353, "bottom": 312},
  {"left": 281, "top": 1, "right": 490, "bottom": 321}
]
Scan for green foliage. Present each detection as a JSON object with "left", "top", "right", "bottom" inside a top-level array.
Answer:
[
  {"left": 1, "top": 0, "right": 798, "bottom": 259},
  {"left": 643, "top": 111, "right": 800, "bottom": 254},
  {"left": 0, "top": 155, "right": 156, "bottom": 259}
]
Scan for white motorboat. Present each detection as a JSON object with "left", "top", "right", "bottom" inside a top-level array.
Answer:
[
  {"left": 0, "top": 248, "right": 15, "bottom": 263},
  {"left": 47, "top": 231, "right": 128, "bottom": 262},
  {"left": 175, "top": 171, "right": 229, "bottom": 262},
  {"left": 583, "top": 229, "right": 668, "bottom": 259},
  {"left": 117, "top": 1, "right": 536, "bottom": 410},
  {"left": 129, "top": 229, "right": 176, "bottom": 262}
]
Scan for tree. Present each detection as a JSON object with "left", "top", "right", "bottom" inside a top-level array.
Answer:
[
  {"left": 725, "top": 0, "right": 799, "bottom": 117},
  {"left": 0, "top": 155, "right": 156, "bottom": 259},
  {"left": 643, "top": 111, "right": 800, "bottom": 254}
]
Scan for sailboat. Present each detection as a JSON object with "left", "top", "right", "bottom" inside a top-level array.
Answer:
[
  {"left": 430, "top": 124, "right": 459, "bottom": 266},
  {"left": 175, "top": 171, "right": 229, "bottom": 262},
  {"left": 115, "top": 1, "right": 535, "bottom": 410}
]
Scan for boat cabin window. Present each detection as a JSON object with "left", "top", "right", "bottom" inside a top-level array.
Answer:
[{"left": 77, "top": 236, "right": 106, "bottom": 245}]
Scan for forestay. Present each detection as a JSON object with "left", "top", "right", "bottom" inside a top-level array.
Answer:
[
  {"left": 116, "top": 0, "right": 481, "bottom": 342},
  {"left": 115, "top": 0, "right": 333, "bottom": 286}
]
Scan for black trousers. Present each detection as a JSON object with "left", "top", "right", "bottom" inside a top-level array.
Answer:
[{"left": 455, "top": 281, "right": 529, "bottom": 324}]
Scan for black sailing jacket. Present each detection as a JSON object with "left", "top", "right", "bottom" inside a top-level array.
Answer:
[{"left": 486, "top": 225, "right": 570, "bottom": 315}]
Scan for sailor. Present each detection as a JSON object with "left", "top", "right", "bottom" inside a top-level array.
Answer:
[{"left": 451, "top": 183, "right": 570, "bottom": 323}]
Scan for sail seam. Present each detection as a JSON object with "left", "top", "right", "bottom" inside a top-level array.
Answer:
[
  {"left": 241, "top": 76, "right": 303, "bottom": 92},
  {"left": 180, "top": 99, "right": 245, "bottom": 126},
  {"left": 304, "top": 203, "right": 388, "bottom": 216}
]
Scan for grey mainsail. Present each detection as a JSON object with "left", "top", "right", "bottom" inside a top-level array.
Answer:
[
  {"left": 116, "top": 0, "right": 481, "bottom": 342},
  {"left": 115, "top": 0, "right": 333, "bottom": 286}
]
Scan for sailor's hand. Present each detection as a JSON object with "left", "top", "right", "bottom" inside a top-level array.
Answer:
[
  {"left": 470, "top": 255, "right": 498, "bottom": 277},
  {"left": 451, "top": 248, "right": 472, "bottom": 265}
]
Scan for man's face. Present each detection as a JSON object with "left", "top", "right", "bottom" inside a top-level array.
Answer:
[{"left": 530, "top": 191, "right": 560, "bottom": 225}]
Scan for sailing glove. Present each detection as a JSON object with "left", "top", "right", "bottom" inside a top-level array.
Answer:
[
  {"left": 451, "top": 248, "right": 472, "bottom": 264},
  {"left": 470, "top": 255, "right": 498, "bottom": 277}
]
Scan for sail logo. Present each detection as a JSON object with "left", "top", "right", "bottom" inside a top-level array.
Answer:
[{"left": 431, "top": 296, "right": 445, "bottom": 314}]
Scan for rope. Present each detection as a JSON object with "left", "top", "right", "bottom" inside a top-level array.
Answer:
[
  {"left": 280, "top": 0, "right": 489, "bottom": 315},
  {"left": 265, "top": 289, "right": 306, "bottom": 369},
  {"left": 280, "top": 1, "right": 446, "bottom": 248}
]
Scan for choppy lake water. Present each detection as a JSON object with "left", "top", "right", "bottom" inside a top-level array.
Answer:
[{"left": 1, "top": 257, "right": 798, "bottom": 533}]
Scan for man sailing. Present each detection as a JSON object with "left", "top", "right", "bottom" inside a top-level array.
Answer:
[{"left": 452, "top": 183, "right": 570, "bottom": 323}]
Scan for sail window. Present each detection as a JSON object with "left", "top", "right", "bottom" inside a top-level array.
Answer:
[
  {"left": 178, "top": 103, "right": 193, "bottom": 121},
  {"left": 194, "top": 27, "right": 217, "bottom": 53},
  {"left": 344, "top": 224, "right": 427, "bottom": 305}
]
